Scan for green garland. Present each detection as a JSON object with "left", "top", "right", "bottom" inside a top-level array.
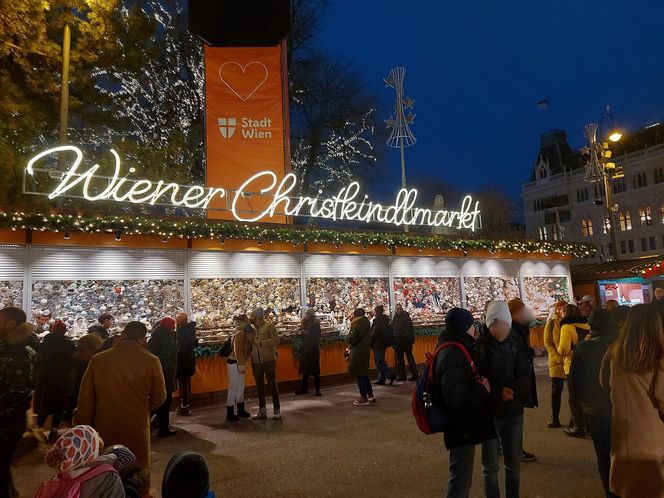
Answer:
[{"left": 0, "top": 211, "right": 595, "bottom": 257}]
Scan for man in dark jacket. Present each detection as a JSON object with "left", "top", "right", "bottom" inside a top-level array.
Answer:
[
  {"left": 370, "top": 305, "right": 396, "bottom": 385},
  {"left": 391, "top": 304, "right": 418, "bottom": 381},
  {"left": 507, "top": 298, "right": 538, "bottom": 462},
  {"left": 148, "top": 317, "right": 178, "bottom": 437},
  {"left": 175, "top": 312, "right": 197, "bottom": 416},
  {"left": 0, "top": 307, "right": 36, "bottom": 498},
  {"left": 477, "top": 301, "right": 531, "bottom": 498},
  {"left": 437, "top": 308, "right": 493, "bottom": 498},
  {"left": 569, "top": 310, "right": 619, "bottom": 498}
]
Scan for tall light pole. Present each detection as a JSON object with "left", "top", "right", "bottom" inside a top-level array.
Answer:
[
  {"left": 583, "top": 107, "right": 623, "bottom": 261},
  {"left": 385, "top": 67, "right": 416, "bottom": 232}
]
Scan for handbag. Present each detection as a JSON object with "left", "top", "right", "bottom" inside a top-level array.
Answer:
[{"left": 647, "top": 362, "right": 664, "bottom": 423}]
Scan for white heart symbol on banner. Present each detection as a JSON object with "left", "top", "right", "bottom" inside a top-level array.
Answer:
[{"left": 218, "top": 61, "right": 269, "bottom": 102}]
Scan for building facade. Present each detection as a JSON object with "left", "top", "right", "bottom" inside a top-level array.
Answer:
[{"left": 522, "top": 125, "right": 664, "bottom": 262}]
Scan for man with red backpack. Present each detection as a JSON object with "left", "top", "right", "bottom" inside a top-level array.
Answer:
[{"left": 436, "top": 308, "right": 493, "bottom": 498}]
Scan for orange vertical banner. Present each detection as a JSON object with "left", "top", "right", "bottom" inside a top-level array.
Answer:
[{"left": 204, "top": 45, "right": 289, "bottom": 221}]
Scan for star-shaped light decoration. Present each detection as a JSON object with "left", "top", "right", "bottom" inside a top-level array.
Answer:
[
  {"left": 405, "top": 113, "right": 416, "bottom": 125},
  {"left": 385, "top": 117, "right": 396, "bottom": 128},
  {"left": 384, "top": 76, "right": 395, "bottom": 88},
  {"left": 580, "top": 145, "right": 591, "bottom": 155},
  {"left": 403, "top": 97, "right": 415, "bottom": 109}
]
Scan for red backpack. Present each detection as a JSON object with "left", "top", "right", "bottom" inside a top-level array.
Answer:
[
  {"left": 412, "top": 341, "right": 477, "bottom": 435},
  {"left": 34, "top": 463, "right": 118, "bottom": 498}
]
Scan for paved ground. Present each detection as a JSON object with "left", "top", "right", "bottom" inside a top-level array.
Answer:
[{"left": 13, "top": 359, "right": 605, "bottom": 497}]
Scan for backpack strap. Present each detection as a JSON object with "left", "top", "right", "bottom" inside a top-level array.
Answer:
[
  {"left": 61, "top": 463, "right": 118, "bottom": 484},
  {"left": 429, "top": 341, "right": 478, "bottom": 382}
]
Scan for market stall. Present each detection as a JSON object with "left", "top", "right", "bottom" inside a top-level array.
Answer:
[{"left": 0, "top": 227, "right": 577, "bottom": 398}]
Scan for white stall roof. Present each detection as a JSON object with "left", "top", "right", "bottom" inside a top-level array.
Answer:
[
  {"left": 303, "top": 254, "right": 388, "bottom": 277},
  {"left": 189, "top": 251, "right": 301, "bottom": 278},
  {"left": 390, "top": 256, "right": 461, "bottom": 277}
]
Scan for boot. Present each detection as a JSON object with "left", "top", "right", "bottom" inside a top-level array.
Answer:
[
  {"left": 226, "top": 406, "right": 239, "bottom": 422},
  {"left": 237, "top": 403, "right": 251, "bottom": 418}
]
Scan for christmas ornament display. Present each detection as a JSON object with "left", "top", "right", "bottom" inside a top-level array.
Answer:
[
  {"left": 393, "top": 277, "right": 462, "bottom": 327},
  {"left": 0, "top": 281, "right": 23, "bottom": 309},
  {"left": 464, "top": 276, "right": 520, "bottom": 318},
  {"left": 522, "top": 276, "right": 570, "bottom": 318}
]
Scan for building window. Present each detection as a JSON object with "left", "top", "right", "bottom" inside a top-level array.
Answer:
[
  {"left": 619, "top": 211, "right": 632, "bottom": 231},
  {"left": 551, "top": 224, "right": 560, "bottom": 241},
  {"left": 603, "top": 217, "right": 611, "bottom": 234},
  {"left": 650, "top": 237, "right": 657, "bottom": 250},
  {"left": 581, "top": 218, "right": 593, "bottom": 237},
  {"left": 639, "top": 207, "right": 653, "bottom": 226},
  {"left": 620, "top": 241, "right": 626, "bottom": 254},
  {"left": 538, "top": 227, "right": 547, "bottom": 241},
  {"left": 612, "top": 178, "right": 627, "bottom": 193},
  {"left": 641, "top": 238, "right": 647, "bottom": 252},
  {"left": 655, "top": 167, "right": 664, "bottom": 184},
  {"left": 633, "top": 172, "right": 648, "bottom": 189},
  {"left": 576, "top": 188, "right": 589, "bottom": 202},
  {"left": 628, "top": 240, "right": 634, "bottom": 253}
]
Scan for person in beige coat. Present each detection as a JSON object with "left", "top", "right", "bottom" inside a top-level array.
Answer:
[
  {"left": 543, "top": 300, "right": 568, "bottom": 428},
  {"left": 226, "top": 314, "right": 253, "bottom": 422},
  {"left": 250, "top": 308, "right": 280, "bottom": 420},
  {"left": 74, "top": 321, "right": 166, "bottom": 485},
  {"left": 601, "top": 304, "right": 664, "bottom": 498}
]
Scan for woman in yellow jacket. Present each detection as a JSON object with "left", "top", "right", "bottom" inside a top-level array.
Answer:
[
  {"left": 558, "top": 304, "right": 591, "bottom": 437},
  {"left": 543, "top": 300, "right": 568, "bottom": 428}
]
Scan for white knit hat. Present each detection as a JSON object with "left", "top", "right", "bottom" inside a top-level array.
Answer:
[{"left": 485, "top": 301, "right": 512, "bottom": 327}]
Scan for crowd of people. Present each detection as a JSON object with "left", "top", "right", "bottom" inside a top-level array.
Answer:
[
  {"left": 1, "top": 289, "right": 663, "bottom": 498},
  {"left": 434, "top": 294, "right": 664, "bottom": 498}
]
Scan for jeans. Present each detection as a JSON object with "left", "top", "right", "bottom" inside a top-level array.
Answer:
[
  {"left": 588, "top": 414, "right": 619, "bottom": 498},
  {"left": 0, "top": 424, "right": 24, "bottom": 498},
  {"left": 395, "top": 345, "right": 418, "bottom": 378},
  {"left": 373, "top": 348, "right": 394, "bottom": 382},
  {"left": 177, "top": 376, "right": 192, "bottom": 408},
  {"left": 356, "top": 376, "right": 374, "bottom": 399},
  {"left": 551, "top": 377, "right": 565, "bottom": 422},
  {"left": 446, "top": 444, "right": 475, "bottom": 498},
  {"left": 252, "top": 361, "right": 280, "bottom": 410},
  {"left": 155, "top": 391, "right": 172, "bottom": 433},
  {"left": 482, "top": 414, "right": 523, "bottom": 498},
  {"left": 226, "top": 363, "right": 246, "bottom": 407}
]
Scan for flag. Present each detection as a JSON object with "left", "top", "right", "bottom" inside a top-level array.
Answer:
[{"left": 536, "top": 99, "right": 550, "bottom": 110}]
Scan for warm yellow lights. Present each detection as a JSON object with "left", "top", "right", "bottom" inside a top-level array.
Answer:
[{"left": 608, "top": 132, "right": 623, "bottom": 142}]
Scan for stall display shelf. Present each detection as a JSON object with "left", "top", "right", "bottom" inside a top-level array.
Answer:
[
  {"left": 463, "top": 276, "right": 520, "bottom": 318},
  {"left": 522, "top": 276, "right": 570, "bottom": 318},
  {"left": 393, "top": 276, "right": 461, "bottom": 327},
  {"left": 31, "top": 279, "right": 184, "bottom": 335},
  {"left": 0, "top": 281, "right": 23, "bottom": 309}
]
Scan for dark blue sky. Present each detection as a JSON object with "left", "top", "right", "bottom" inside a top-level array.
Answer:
[{"left": 317, "top": 0, "right": 664, "bottom": 205}]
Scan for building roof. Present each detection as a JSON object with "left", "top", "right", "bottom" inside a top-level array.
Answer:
[
  {"left": 613, "top": 122, "right": 664, "bottom": 156},
  {"left": 571, "top": 256, "right": 661, "bottom": 283}
]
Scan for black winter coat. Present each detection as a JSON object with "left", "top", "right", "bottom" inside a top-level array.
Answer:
[
  {"left": 34, "top": 333, "right": 75, "bottom": 416},
  {"left": 435, "top": 330, "right": 494, "bottom": 449},
  {"left": 511, "top": 321, "right": 538, "bottom": 408},
  {"left": 568, "top": 328, "right": 616, "bottom": 420},
  {"left": 476, "top": 326, "right": 531, "bottom": 418},
  {"left": 370, "top": 314, "right": 394, "bottom": 349},
  {"left": 299, "top": 319, "right": 321, "bottom": 376},
  {"left": 148, "top": 326, "right": 178, "bottom": 393},
  {"left": 176, "top": 321, "right": 197, "bottom": 378},
  {"left": 391, "top": 312, "right": 415, "bottom": 348},
  {"left": 0, "top": 338, "right": 35, "bottom": 428}
]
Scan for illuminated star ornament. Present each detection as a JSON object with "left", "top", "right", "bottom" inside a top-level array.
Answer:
[{"left": 384, "top": 67, "right": 416, "bottom": 148}]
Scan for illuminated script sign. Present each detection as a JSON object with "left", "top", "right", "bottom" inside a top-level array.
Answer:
[{"left": 26, "top": 146, "right": 481, "bottom": 230}]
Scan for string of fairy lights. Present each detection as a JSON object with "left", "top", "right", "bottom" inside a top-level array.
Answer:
[{"left": 0, "top": 211, "right": 596, "bottom": 257}]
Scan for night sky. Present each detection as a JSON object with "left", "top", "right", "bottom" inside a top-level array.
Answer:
[{"left": 316, "top": 0, "right": 664, "bottom": 208}]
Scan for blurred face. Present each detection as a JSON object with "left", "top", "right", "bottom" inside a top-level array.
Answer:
[
  {"left": 488, "top": 321, "right": 511, "bottom": 343},
  {"left": 512, "top": 307, "right": 532, "bottom": 325},
  {"left": 466, "top": 324, "right": 475, "bottom": 337},
  {"left": 176, "top": 313, "right": 188, "bottom": 327},
  {"left": 0, "top": 313, "right": 14, "bottom": 338},
  {"left": 655, "top": 288, "right": 664, "bottom": 301},
  {"left": 37, "top": 315, "right": 49, "bottom": 326},
  {"left": 102, "top": 317, "right": 113, "bottom": 329},
  {"left": 579, "top": 301, "right": 593, "bottom": 317},
  {"left": 555, "top": 306, "right": 564, "bottom": 319},
  {"left": 395, "top": 305, "right": 403, "bottom": 314}
]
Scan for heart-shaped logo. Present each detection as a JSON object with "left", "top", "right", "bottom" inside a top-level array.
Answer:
[{"left": 218, "top": 61, "right": 269, "bottom": 102}]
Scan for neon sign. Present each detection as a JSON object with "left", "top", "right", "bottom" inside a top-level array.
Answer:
[{"left": 26, "top": 146, "right": 481, "bottom": 230}]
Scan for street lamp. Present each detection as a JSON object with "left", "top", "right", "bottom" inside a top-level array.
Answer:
[{"left": 582, "top": 106, "right": 623, "bottom": 261}]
